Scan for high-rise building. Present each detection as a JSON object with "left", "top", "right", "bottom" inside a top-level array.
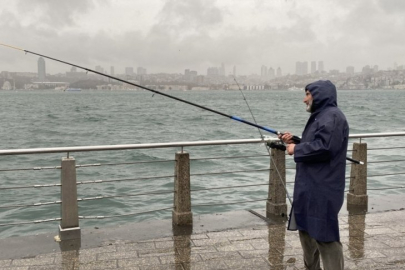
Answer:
[
  {"left": 318, "top": 61, "right": 324, "bottom": 72},
  {"left": 219, "top": 63, "right": 226, "bottom": 76},
  {"left": 362, "top": 65, "right": 371, "bottom": 73},
  {"left": 137, "top": 67, "right": 147, "bottom": 75},
  {"left": 373, "top": 65, "right": 379, "bottom": 72},
  {"left": 38, "top": 57, "right": 46, "bottom": 81},
  {"left": 233, "top": 66, "right": 236, "bottom": 77},
  {"left": 277, "top": 67, "right": 282, "bottom": 77},
  {"left": 268, "top": 67, "right": 275, "bottom": 79},
  {"left": 125, "top": 67, "right": 134, "bottom": 76},
  {"left": 295, "top": 62, "right": 301, "bottom": 75},
  {"left": 189, "top": 71, "right": 197, "bottom": 82},
  {"left": 261, "top": 65, "right": 268, "bottom": 79},
  {"left": 110, "top": 66, "right": 115, "bottom": 76},
  {"left": 311, "top": 61, "right": 317, "bottom": 73},
  {"left": 346, "top": 66, "right": 355, "bottom": 75},
  {"left": 295, "top": 61, "right": 308, "bottom": 75},
  {"left": 185, "top": 69, "right": 197, "bottom": 82}
]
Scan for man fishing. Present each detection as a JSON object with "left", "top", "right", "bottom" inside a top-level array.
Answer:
[{"left": 279, "top": 80, "right": 348, "bottom": 270}]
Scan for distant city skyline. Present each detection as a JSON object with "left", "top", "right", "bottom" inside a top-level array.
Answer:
[
  {"left": 28, "top": 57, "right": 401, "bottom": 79},
  {"left": 2, "top": 54, "right": 404, "bottom": 91}
]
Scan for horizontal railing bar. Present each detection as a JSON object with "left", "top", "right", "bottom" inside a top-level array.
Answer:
[
  {"left": 78, "top": 190, "right": 173, "bottom": 202},
  {"left": 1, "top": 132, "right": 404, "bottom": 156},
  {"left": 0, "top": 200, "right": 61, "bottom": 209},
  {"left": 190, "top": 183, "right": 269, "bottom": 192},
  {"left": 0, "top": 139, "right": 276, "bottom": 155},
  {"left": 191, "top": 168, "right": 269, "bottom": 177},
  {"left": 367, "top": 186, "right": 405, "bottom": 191},
  {"left": 368, "top": 172, "right": 405, "bottom": 177},
  {"left": 77, "top": 175, "right": 174, "bottom": 185},
  {"left": 193, "top": 198, "right": 268, "bottom": 207},
  {"left": 0, "top": 218, "right": 61, "bottom": 227},
  {"left": 368, "top": 159, "right": 405, "bottom": 164},
  {"left": 348, "top": 132, "right": 405, "bottom": 139},
  {"left": 79, "top": 207, "right": 173, "bottom": 219},
  {"left": 191, "top": 154, "right": 269, "bottom": 161},
  {"left": 368, "top": 147, "right": 405, "bottom": 150},
  {"left": 0, "top": 166, "right": 61, "bottom": 172},
  {"left": 0, "top": 183, "right": 61, "bottom": 190},
  {"left": 76, "top": 159, "right": 174, "bottom": 168},
  {"left": 346, "top": 186, "right": 405, "bottom": 192}
]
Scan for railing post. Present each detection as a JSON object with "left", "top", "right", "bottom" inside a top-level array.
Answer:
[
  {"left": 266, "top": 148, "right": 287, "bottom": 216},
  {"left": 347, "top": 142, "right": 368, "bottom": 207},
  {"left": 173, "top": 151, "right": 192, "bottom": 225},
  {"left": 59, "top": 157, "right": 81, "bottom": 240}
]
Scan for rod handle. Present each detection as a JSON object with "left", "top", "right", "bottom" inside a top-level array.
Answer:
[{"left": 291, "top": 135, "right": 301, "bottom": 144}]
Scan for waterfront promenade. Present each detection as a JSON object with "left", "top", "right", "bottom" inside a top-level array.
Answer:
[
  {"left": 1, "top": 133, "right": 405, "bottom": 269},
  {"left": 1, "top": 206, "right": 405, "bottom": 270}
]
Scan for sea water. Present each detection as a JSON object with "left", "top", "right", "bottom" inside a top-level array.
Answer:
[{"left": 0, "top": 89, "right": 404, "bottom": 238}]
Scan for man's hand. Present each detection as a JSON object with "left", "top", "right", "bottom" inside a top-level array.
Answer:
[
  {"left": 278, "top": 132, "right": 294, "bottom": 144},
  {"left": 278, "top": 132, "right": 295, "bottom": 155},
  {"left": 286, "top": 144, "right": 295, "bottom": 155}
]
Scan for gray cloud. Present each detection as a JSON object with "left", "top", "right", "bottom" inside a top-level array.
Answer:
[
  {"left": 377, "top": 0, "right": 405, "bottom": 13},
  {"left": 16, "top": 0, "right": 103, "bottom": 28},
  {"left": 1, "top": 0, "right": 404, "bottom": 75}
]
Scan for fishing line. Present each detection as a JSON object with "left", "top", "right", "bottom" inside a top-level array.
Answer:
[
  {"left": 0, "top": 42, "right": 362, "bottom": 166},
  {"left": 233, "top": 77, "right": 293, "bottom": 205}
]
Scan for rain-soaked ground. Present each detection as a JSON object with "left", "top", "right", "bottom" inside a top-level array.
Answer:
[{"left": 0, "top": 203, "right": 405, "bottom": 270}]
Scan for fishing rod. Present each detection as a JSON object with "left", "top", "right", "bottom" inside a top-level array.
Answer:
[
  {"left": 0, "top": 43, "right": 362, "bottom": 164},
  {"left": 0, "top": 43, "right": 293, "bottom": 136}
]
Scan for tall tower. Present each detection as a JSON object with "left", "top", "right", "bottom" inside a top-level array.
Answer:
[
  {"left": 311, "top": 61, "right": 317, "bottom": 73},
  {"left": 318, "top": 61, "right": 324, "bottom": 72},
  {"left": 268, "top": 67, "right": 275, "bottom": 79},
  {"left": 38, "top": 57, "right": 46, "bottom": 81},
  {"left": 295, "top": 61, "right": 301, "bottom": 75},
  {"left": 277, "top": 67, "right": 282, "bottom": 77},
  {"left": 261, "top": 65, "right": 268, "bottom": 79}
]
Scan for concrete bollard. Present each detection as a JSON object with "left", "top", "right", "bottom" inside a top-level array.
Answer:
[
  {"left": 347, "top": 142, "right": 368, "bottom": 207},
  {"left": 172, "top": 151, "right": 193, "bottom": 225},
  {"left": 59, "top": 157, "right": 81, "bottom": 240},
  {"left": 266, "top": 148, "right": 287, "bottom": 216}
]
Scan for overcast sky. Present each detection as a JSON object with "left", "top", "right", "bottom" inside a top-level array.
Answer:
[{"left": 0, "top": 0, "right": 404, "bottom": 75}]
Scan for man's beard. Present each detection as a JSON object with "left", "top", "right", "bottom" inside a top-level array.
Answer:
[{"left": 306, "top": 100, "right": 313, "bottom": 113}]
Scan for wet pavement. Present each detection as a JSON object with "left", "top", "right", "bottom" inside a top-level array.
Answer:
[{"left": 0, "top": 208, "right": 405, "bottom": 270}]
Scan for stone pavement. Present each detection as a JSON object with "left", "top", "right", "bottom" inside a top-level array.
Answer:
[{"left": 1, "top": 208, "right": 405, "bottom": 270}]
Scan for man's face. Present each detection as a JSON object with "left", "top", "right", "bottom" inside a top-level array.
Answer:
[{"left": 303, "top": 90, "right": 313, "bottom": 112}]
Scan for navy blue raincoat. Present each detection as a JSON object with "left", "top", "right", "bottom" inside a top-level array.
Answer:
[{"left": 288, "top": 80, "right": 349, "bottom": 242}]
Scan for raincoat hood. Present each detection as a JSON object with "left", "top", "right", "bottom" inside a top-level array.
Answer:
[{"left": 305, "top": 80, "right": 337, "bottom": 113}]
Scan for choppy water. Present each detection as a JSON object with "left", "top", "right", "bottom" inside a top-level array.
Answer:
[{"left": 0, "top": 89, "right": 404, "bottom": 238}]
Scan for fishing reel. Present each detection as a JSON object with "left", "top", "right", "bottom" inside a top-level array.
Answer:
[
  {"left": 267, "top": 141, "right": 286, "bottom": 151},
  {"left": 262, "top": 136, "right": 287, "bottom": 151},
  {"left": 261, "top": 136, "right": 286, "bottom": 151}
]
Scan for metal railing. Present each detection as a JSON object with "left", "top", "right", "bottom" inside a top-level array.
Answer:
[{"left": 0, "top": 132, "right": 404, "bottom": 239}]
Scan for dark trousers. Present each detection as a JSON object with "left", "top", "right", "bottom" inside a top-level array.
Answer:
[{"left": 299, "top": 230, "right": 344, "bottom": 270}]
